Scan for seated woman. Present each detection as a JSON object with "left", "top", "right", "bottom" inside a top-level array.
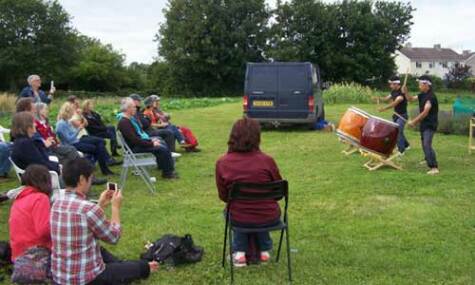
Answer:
[
  {"left": 143, "top": 95, "right": 200, "bottom": 152},
  {"left": 34, "top": 103, "right": 80, "bottom": 164},
  {"left": 9, "top": 165, "right": 52, "bottom": 283},
  {"left": 82, "top": 100, "right": 120, "bottom": 156},
  {"left": 0, "top": 125, "right": 11, "bottom": 180},
  {"left": 215, "top": 117, "right": 282, "bottom": 267},
  {"left": 11, "top": 112, "right": 60, "bottom": 174},
  {"left": 55, "top": 102, "right": 115, "bottom": 176}
]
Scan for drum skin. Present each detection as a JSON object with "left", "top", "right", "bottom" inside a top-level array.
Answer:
[
  {"left": 360, "top": 117, "right": 399, "bottom": 157},
  {"left": 336, "top": 107, "right": 369, "bottom": 144}
]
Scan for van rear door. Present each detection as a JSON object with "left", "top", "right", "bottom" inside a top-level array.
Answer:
[
  {"left": 277, "top": 64, "right": 312, "bottom": 119},
  {"left": 245, "top": 64, "right": 279, "bottom": 119}
]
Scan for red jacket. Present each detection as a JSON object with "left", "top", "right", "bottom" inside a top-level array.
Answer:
[
  {"left": 215, "top": 150, "right": 282, "bottom": 224},
  {"left": 8, "top": 186, "right": 51, "bottom": 261},
  {"left": 35, "top": 119, "right": 59, "bottom": 144}
]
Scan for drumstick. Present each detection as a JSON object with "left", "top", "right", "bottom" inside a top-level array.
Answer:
[
  {"left": 393, "top": 112, "right": 407, "bottom": 122},
  {"left": 402, "top": 69, "right": 409, "bottom": 89}
]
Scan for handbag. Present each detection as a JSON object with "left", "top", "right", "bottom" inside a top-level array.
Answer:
[{"left": 11, "top": 247, "right": 51, "bottom": 284}]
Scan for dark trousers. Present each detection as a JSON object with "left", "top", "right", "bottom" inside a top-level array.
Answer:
[
  {"left": 132, "top": 144, "right": 174, "bottom": 175},
  {"left": 73, "top": 136, "right": 111, "bottom": 174},
  {"left": 420, "top": 128, "right": 438, "bottom": 168},
  {"left": 146, "top": 128, "right": 176, "bottom": 152},
  {"left": 92, "top": 126, "right": 119, "bottom": 154},
  {"left": 393, "top": 114, "right": 410, "bottom": 153},
  {"left": 233, "top": 231, "right": 273, "bottom": 252},
  {"left": 87, "top": 247, "right": 150, "bottom": 285}
]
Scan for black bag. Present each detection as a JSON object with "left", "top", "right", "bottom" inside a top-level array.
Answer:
[{"left": 140, "top": 234, "right": 203, "bottom": 266}]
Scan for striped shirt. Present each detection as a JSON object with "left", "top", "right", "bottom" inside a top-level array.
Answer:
[{"left": 50, "top": 190, "right": 121, "bottom": 285}]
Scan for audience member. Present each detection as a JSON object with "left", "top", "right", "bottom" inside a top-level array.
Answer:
[
  {"left": 10, "top": 112, "right": 60, "bottom": 174},
  {"left": 50, "top": 158, "right": 158, "bottom": 285},
  {"left": 215, "top": 117, "right": 282, "bottom": 267},
  {"left": 9, "top": 164, "right": 52, "bottom": 261},
  {"left": 18, "top": 74, "right": 55, "bottom": 104},
  {"left": 34, "top": 102, "right": 80, "bottom": 164},
  {"left": 118, "top": 98, "right": 178, "bottom": 179},
  {"left": 129, "top": 94, "right": 176, "bottom": 151},
  {"left": 55, "top": 102, "right": 116, "bottom": 176},
  {"left": 83, "top": 100, "right": 120, "bottom": 156}
]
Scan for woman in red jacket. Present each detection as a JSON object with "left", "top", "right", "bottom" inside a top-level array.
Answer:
[
  {"left": 215, "top": 117, "right": 282, "bottom": 267},
  {"left": 9, "top": 164, "right": 52, "bottom": 261}
]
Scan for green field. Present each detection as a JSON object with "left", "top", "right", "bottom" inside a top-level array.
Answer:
[{"left": 0, "top": 101, "right": 474, "bottom": 284}]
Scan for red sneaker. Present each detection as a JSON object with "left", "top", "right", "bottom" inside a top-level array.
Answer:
[
  {"left": 232, "top": 252, "right": 247, "bottom": 267},
  {"left": 260, "top": 251, "right": 271, "bottom": 263}
]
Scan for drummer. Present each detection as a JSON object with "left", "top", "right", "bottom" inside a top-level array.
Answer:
[
  {"left": 406, "top": 75, "right": 439, "bottom": 175},
  {"left": 377, "top": 75, "right": 410, "bottom": 154}
]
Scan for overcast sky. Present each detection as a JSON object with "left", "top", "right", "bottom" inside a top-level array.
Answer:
[{"left": 59, "top": 0, "right": 475, "bottom": 64}]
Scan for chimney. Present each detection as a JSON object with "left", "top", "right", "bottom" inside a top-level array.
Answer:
[{"left": 434, "top": 44, "right": 441, "bottom": 50}]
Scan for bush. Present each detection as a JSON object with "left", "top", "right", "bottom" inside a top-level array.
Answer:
[
  {"left": 409, "top": 108, "right": 471, "bottom": 135},
  {"left": 323, "top": 83, "right": 375, "bottom": 104}
]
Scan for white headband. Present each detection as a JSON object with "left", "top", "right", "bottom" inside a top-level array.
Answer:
[
  {"left": 388, "top": 80, "right": 401, "bottom": 84},
  {"left": 417, "top": 79, "right": 432, "bottom": 86}
]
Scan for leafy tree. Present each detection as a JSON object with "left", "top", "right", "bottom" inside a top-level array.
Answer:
[
  {"left": 445, "top": 63, "right": 472, "bottom": 89},
  {"left": 157, "top": 0, "right": 269, "bottom": 96},
  {"left": 267, "top": 0, "right": 414, "bottom": 84},
  {"left": 0, "top": 0, "right": 78, "bottom": 90},
  {"left": 69, "top": 36, "right": 128, "bottom": 92}
]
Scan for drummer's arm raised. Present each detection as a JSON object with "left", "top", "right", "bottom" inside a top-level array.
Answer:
[
  {"left": 403, "top": 86, "right": 418, "bottom": 102},
  {"left": 409, "top": 101, "right": 431, "bottom": 126}
]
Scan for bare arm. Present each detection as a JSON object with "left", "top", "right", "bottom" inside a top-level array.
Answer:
[
  {"left": 379, "top": 96, "right": 403, "bottom": 112},
  {"left": 409, "top": 101, "right": 431, "bottom": 126},
  {"left": 403, "top": 86, "right": 418, "bottom": 102}
]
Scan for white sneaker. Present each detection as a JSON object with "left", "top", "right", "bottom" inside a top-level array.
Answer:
[
  {"left": 427, "top": 168, "right": 440, "bottom": 175},
  {"left": 260, "top": 251, "right": 271, "bottom": 263},
  {"left": 232, "top": 252, "right": 247, "bottom": 267},
  {"left": 405, "top": 145, "right": 411, "bottom": 151},
  {"left": 171, "top": 152, "right": 182, "bottom": 158}
]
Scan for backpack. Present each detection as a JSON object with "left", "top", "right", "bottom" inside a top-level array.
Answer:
[{"left": 140, "top": 234, "right": 204, "bottom": 266}]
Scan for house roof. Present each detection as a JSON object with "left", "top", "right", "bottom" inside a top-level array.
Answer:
[
  {"left": 399, "top": 47, "right": 463, "bottom": 61},
  {"left": 462, "top": 52, "right": 475, "bottom": 61}
]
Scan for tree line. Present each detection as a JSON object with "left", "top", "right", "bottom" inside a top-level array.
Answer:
[{"left": 0, "top": 0, "right": 414, "bottom": 96}]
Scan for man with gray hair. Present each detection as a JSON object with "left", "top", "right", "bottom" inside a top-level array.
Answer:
[
  {"left": 18, "top": 74, "right": 55, "bottom": 104},
  {"left": 117, "top": 97, "right": 178, "bottom": 179}
]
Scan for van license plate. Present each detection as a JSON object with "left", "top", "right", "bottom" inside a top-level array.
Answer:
[{"left": 253, "top": 100, "right": 274, "bottom": 107}]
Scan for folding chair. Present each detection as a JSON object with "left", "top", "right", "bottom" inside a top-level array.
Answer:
[
  {"left": 8, "top": 157, "right": 61, "bottom": 190},
  {"left": 117, "top": 132, "right": 158, "bottom": 193},
  {"left": 221, "top": 180, "right": 292, "bottom": 284}
]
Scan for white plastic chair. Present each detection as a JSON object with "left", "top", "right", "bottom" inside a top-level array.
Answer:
[
  {"left": 0, "top": 126, "right": 10, "bottom": 142},
  {"left": 9, "top": 157, "right": 61, "bottom": 190}
]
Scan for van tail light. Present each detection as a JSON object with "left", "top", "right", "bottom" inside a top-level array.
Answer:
[
  {"left": 243, "top": 95, "right": 249, "bottom": 112},
  {"left": 308, "top": 96, "right": 315, "bottom": 113}
]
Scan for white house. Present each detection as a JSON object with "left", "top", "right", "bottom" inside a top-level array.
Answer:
[
  {"left": 394, "top": 44, "right": 464, "bottom": 78},
  {"left": 463, "top": 51, "right": 475, "bottom": 74}
]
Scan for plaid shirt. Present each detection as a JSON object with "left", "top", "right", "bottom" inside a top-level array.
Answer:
[{"left": 50, "top": 190, "right": 121, "bottom": 285}]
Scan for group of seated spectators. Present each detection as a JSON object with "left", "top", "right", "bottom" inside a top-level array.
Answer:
[{"left": 2, "top": 74, "right": 284, "bottom": 283}]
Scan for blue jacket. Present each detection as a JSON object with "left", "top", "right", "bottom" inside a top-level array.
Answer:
[
  {"left": 11, "top": 135, "right": 60, "bottom": 174},
  {"left": 18, "top": 86, "right": 52, "bottom": 104},
  {"left": 55, "top": 120, "right": 80, "bottom": 145}
]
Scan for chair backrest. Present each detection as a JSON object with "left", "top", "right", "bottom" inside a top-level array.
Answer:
[
  {"left": 229, "top": 180, "right": 288, "bottom": 202},
  {"left": 8, "top": 157, "right": 61, "bottom": 190},
  {"left": 116, "top": 131, "right": 143, "bottom": 165}
]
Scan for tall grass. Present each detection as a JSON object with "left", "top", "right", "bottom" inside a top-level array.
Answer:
[
  {"left": 0, "top": 93, "right": 16, "bottom": 116},
  {"left": 323, "top": 83, "right": 375, "bottom": 104}
]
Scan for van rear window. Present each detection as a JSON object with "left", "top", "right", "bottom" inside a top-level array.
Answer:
[
  {"left": 248, "top": 66, "right": 278, "bottom": 91},
  {"left": 278, "top": 66, "right": 308, "bottom": 92}
]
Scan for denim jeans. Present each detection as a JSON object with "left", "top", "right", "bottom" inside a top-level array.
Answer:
[
  {"left": 393, "top": 114, "right": 410, "bottom": 153},
  {"left": 232, "top": 231, "right": 273, "bottom": 252},
  {"left": 164, "top": 124, "right": 185, "bottom": 144},
  {"left": 0, "top": 142, "right": 11, "bottom": 175},
  {"left": 420, "top": 128, "right": 438, "bottom": 168}
]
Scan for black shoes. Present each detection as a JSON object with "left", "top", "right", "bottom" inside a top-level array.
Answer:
[
  {"left": 0, "top": 193, "right": 9, "bottom": 204},
  {"left": 162, "top": 172, "right": 179, "bottom": 180},
  {"left": 92, "top": 177, "right": 108, "bottom": 185}
]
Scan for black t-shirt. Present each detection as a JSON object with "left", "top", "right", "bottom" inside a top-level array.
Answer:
[
  {"left": 418, "top": 91, "right": 439, "bottom": 131},
  {"left": 390, "top": 89, "right": 408, "bottom": 115}
]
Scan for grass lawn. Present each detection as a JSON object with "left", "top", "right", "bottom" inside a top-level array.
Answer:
[{"left": 0, "top": 101, "right": 474, "bottom": 284}]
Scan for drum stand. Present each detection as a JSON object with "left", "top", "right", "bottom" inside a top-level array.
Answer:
[
  {"left": 360, "top": 150, "right": 402, "bottom": 171},
  {"left": 339, "top": 138, "right": 359, "bottom": 155}
]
